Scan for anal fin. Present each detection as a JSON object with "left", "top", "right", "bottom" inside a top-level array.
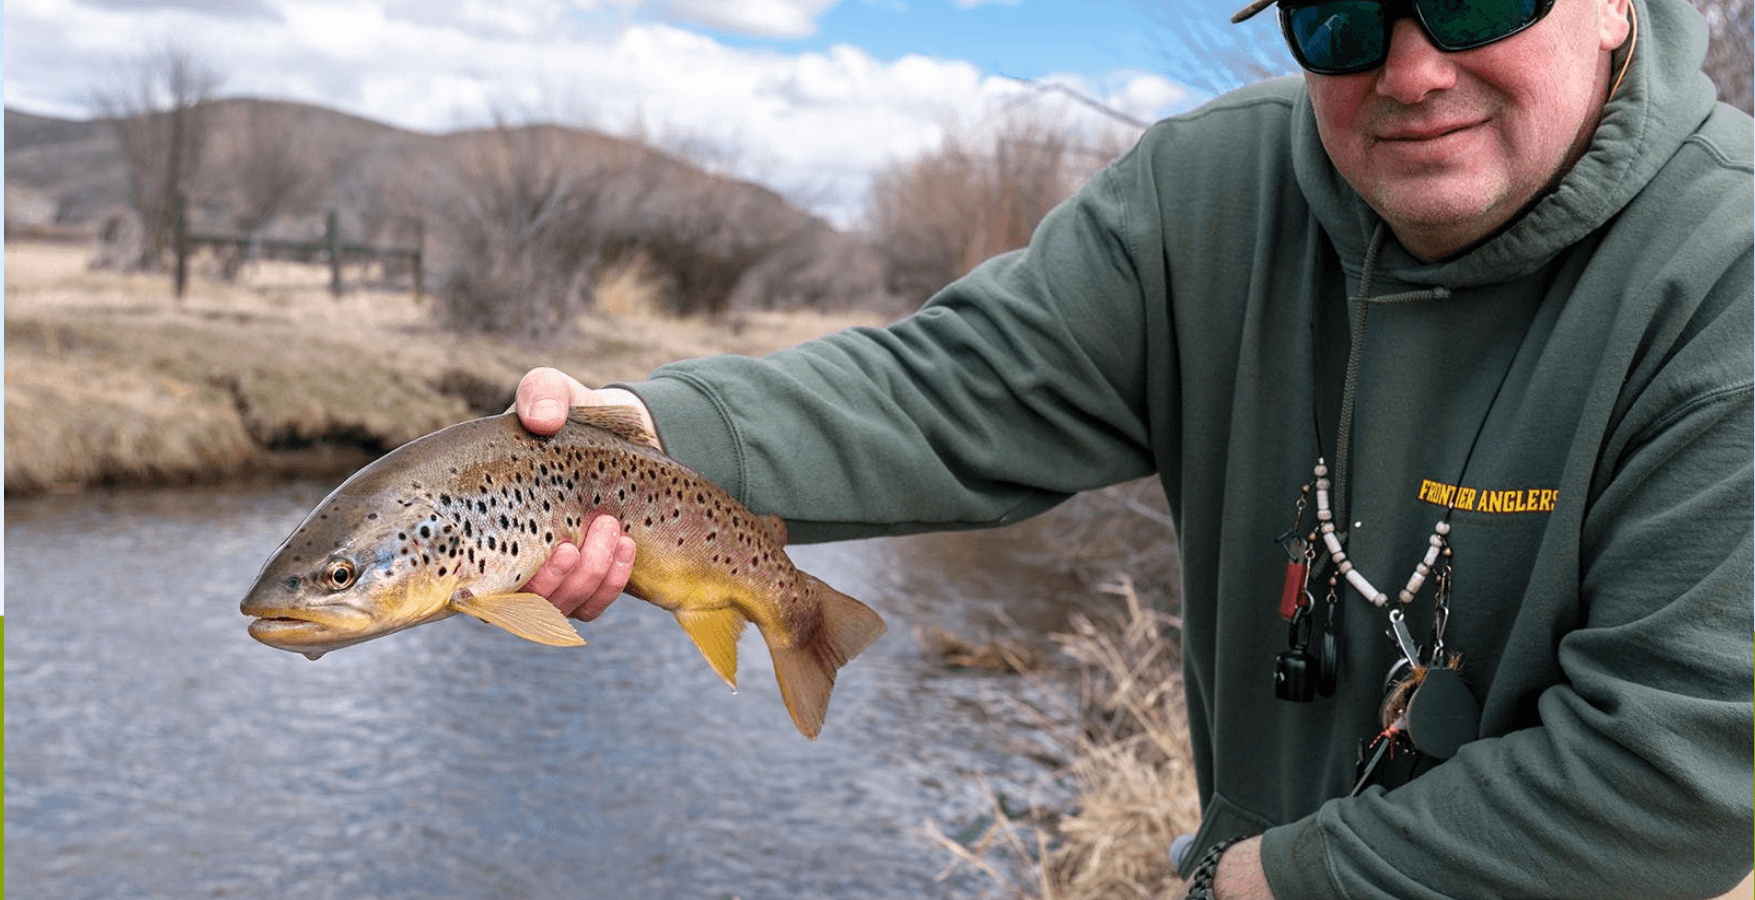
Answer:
[
  {"left": 675, "top": 607, "right": 747, "bottom": 690},
  {"left": 450, "top": 592, "right": 586, "bottom": 647}
]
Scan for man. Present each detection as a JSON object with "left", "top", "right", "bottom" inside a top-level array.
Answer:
[{"left": 514, "top": 0, "right": 1754, "bottom": 894}]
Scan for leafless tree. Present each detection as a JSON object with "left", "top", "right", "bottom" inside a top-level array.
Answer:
[
  {"left": 91, "top": 42, "right": 222, "bottom": 270},
  {"left": 868, "top": 112, "right": 1122, "bottom": 306},
  {"left": 228, "top": 102, "right": 316, "bottom": 235}
]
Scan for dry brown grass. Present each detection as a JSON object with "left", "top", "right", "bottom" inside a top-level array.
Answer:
[
  {"left": 1043, "top": 576, "right": 1201, "bottom": 899},
  {"left": 2, "top": 240, "right": 884, "bottom": 495},
  {"left": 925, "top": 573, "right": 1200, "bottom": 900}
]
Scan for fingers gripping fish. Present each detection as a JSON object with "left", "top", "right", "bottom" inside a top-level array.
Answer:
[{"left": 240, "top": 407, "right": 887, "bottom": 739}]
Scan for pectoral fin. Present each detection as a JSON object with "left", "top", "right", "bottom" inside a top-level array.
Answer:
[
  {"left": 450, "top": 592, "right": 586, "bottom": 647},
  {"left": 675, "top": 607, "right": 747, "bottom": 690}
]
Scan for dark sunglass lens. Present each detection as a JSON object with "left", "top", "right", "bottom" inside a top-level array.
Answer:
[
  {"left": 1285, "top": 1, "right": 1387, "bottom": 73},
  {"left": 1418, "top": 0, "right": 1542, "bottom": 48}
]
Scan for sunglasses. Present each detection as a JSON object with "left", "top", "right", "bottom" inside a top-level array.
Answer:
[{"left": 1277, "top": 0, "right": 1559, "bottom": 75}]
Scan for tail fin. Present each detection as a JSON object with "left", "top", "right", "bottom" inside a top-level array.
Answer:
[{"left": 767, "top": 575, "right": 887, "bottom": 740}]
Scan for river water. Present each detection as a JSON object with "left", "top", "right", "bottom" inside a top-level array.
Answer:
[{"left": 4, "top": 480, "right": 1095, "bottom": 900}]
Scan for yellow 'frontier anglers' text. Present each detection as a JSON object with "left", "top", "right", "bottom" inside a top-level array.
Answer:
[{"left": 1418, "top": 480, "right": 1559, "bottom": 514}]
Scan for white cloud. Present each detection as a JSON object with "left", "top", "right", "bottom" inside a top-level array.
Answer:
[
  {"left": 656, "top": 0, "right": 839, "bottom": 38},
  {"left": 4, "top": 0, "right": 1190, "bottom": 226}
]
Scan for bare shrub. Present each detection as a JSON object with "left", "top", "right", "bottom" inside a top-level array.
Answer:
[
  {"left": 728, "top": 222, "right": 904, "bottom": 316},
  {"left": 433, "top": 122, "right": 607, "bottom": 341},
  {"left": 196, "top": 100, "right": 322, "bottom": 278},
  {"left": 90, "top": 42, "right": 221, "bottom": 271},
  {"left": 432, "top": 117, "right": 849, "bottom": 338},
  {"left": 611, "top": 161, "right": 811, "bottom": 318},
  {"left": 868, "top": 111, "right": 1131, "bottom": 308}
]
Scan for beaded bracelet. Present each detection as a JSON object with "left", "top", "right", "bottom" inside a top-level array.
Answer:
[{"left": 1183, "top": 835, "right": 1253, "bottom": 900}]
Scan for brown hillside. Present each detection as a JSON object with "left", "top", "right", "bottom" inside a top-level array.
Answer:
[{"left": 4, "top": 98, "right": 895, "bottom": 316}]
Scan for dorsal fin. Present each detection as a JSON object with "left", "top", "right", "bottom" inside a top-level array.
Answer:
[{"left": 568, "top": 405, "right": 663, "bottom": 452}]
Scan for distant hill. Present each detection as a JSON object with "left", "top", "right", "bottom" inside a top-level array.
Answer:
[
  {"left": 3, "top": 97, "right": 896, "bottom": 314},
  {"left": 4, "top": 97, "right": 799, "bottom": 244}
]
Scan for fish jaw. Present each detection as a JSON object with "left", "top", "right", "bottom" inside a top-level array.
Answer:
[
  {"left": 242, "top": 562, "right": 467, "bottom": 657},
  {"left": 243, "top": 601, "right": 459, "bottom": 657}
]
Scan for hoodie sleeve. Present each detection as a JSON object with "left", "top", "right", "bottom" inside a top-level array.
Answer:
[{"left": 624, "top": 147, "right": 1169, "bottom": 544}]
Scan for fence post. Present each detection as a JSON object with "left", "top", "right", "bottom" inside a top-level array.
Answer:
[
  {"left": 174, "top": 194, "right": 188, "bottom": 301},
  {"left": 327, "top": 210, "right": 342, "bottom": 297},
  {"left": 412, "top": 218, "right": 425, "bottom": 301}
]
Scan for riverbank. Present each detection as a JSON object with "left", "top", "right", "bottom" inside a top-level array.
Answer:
[
  {"left": 3, "top": 240, "right": 885, "bottom": 496},
  {"left": 3, "top": 238, "right": 1204, "bottom": 896}
]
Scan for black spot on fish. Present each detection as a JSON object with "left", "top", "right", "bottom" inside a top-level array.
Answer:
[
  {"left": 420, "top": 525, "right": 431, "bottom": 539},
  {"left": 488, "top": 536, "right": 497, "bottom": 550}
]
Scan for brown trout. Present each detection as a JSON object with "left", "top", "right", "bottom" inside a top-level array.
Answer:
[{"left": 240, "top": 406, "right": 886, "bottom": 739}]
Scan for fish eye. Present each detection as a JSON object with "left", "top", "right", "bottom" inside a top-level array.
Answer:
[{"left": 324, "top": 560, "right": 356, "bottom": 590}]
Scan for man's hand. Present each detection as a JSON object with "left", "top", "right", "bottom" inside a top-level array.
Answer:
[{"left": 513, "top": 367, "right": 652, "bottom": 620}]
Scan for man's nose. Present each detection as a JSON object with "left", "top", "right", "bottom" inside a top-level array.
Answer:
[{"left": 1375, "top": 17, "right": 1459, "bottom": 103}]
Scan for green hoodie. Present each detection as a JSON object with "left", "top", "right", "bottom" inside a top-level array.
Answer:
[{"left": 625, "top": 0, "right": 1754, "bottom": 894}]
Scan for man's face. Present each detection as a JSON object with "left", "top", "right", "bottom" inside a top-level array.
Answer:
[{"left": 1306, "top": 0, "right": 1632, "bottom": 260}]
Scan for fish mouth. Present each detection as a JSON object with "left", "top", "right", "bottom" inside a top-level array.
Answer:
[{"left": 242, "top": 605, "right": 379, "bottom": 654}]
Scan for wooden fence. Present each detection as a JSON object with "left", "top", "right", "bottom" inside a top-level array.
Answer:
[{"left": 173, "top": 196, "right": 423, "bottom": 300}]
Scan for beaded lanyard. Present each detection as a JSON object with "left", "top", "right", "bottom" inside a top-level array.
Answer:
[{"left": 1283, "top": 225, "right": 1527, "bottom": 792}]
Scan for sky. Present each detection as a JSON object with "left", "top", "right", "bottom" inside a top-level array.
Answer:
[{"left": 2, "top": 0, "right": 1294, "bottom": 224}]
